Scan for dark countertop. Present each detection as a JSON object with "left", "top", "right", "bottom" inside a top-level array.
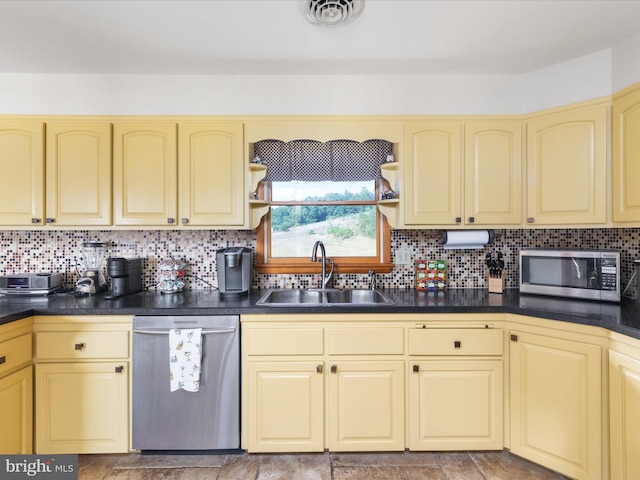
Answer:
[{"left": 1, "top": 288, "right": 639, "bottom": 340}]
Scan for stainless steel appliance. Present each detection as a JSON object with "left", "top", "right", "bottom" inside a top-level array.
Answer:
[
  {"left": 104, "top": 258, "right": 143, "bottom": 299},
  {"left": 132, "top": 315, "right": 240, "bottom": 451},
  {"left": 0, "top": 272, "right": 62, "bottom": 295},
  {"left": 520, "top": 248, "right": 620, "bottom": 302},
  {"left": 216, "top": 247, "right": 252, "bottom": 296}
]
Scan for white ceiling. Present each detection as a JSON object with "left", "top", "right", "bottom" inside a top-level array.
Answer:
[{"left": 1, "top": 0, "right": 640, "bottom": 76}]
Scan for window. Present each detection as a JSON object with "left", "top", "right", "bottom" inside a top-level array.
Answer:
[{"left": 254, "top": 139, "right": 393, "bottom": 274}]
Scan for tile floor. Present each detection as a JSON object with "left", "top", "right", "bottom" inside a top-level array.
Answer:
[{"left": 78, "top": 450, "right": 569, "bottom": 480}]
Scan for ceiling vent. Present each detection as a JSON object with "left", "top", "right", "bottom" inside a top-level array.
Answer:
[{"left": 301, "top": 0, "right": 365, "bottom": 27}]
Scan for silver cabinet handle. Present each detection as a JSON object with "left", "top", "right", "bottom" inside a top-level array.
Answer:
[{"left": 133, "top": 327, "right": 236, "bottom": 335}]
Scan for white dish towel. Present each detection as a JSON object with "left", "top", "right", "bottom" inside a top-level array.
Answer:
[{"left": 169, "top": 328, "right": 202, "bottom": 392}]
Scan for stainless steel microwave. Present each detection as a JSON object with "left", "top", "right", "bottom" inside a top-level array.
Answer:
[{"left": 519, "top": 249, "right": 620, "bottom": 302}]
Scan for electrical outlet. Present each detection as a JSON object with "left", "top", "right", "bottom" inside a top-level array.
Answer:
[{"left": 395, "top": 246, "right": 412, "bottom": 266}]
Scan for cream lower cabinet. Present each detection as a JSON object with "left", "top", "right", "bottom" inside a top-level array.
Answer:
[
  {"left": 609, "top": 339, "right": 640, "bottom": 480},
  {"left": 327, "top": 361, "right": 404, "bottom": 452},
  {"left": 247, "top": 361, "right": 324, "bottom": 452},
  {"left": 408, "top": 326, "right": 503, "bottom": 450},
  {"left": 0, "top": 318, "right": 34, "bottom": 454},
  {"left": 242, "top": 316, "right": 406, "bottom": 453},
  {"left": 509, "top": 325, "right": 602, "bottom": 480},
  {"left": 34, "top": 316, "right": 131, "bottom": 454}
]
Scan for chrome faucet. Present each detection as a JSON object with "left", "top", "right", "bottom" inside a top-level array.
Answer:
[
  {"left": 368, "top": 269, "right": 377, "bottom": 290},
  {"left": 311, "top": 240, "right": 334, "bottom": 289}
]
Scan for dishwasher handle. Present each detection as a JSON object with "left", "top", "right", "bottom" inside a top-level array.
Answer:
[{"left": 133, "top": 327, "right": 236, "bottom": 335}]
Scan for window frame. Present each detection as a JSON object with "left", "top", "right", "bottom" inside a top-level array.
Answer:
[{"left": 255, "top": 180, "right": 393, "bottom": 274}]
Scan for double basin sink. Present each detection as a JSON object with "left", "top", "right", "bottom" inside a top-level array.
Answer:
[{"left": 256, "top": 288, "right": 394, "bottom": 306}]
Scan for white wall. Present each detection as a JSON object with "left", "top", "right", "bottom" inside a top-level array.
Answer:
[
  {"left": 612, "top": 29, "right": 640, "bottom": 92},
  {"left": 0, "top": 46, "right": 634, "bottom": 116},
  {"left": 518, "top": 49, "right": 612, "bottom": 113}
]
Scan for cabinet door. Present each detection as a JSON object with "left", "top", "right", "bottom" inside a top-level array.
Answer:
[
  {"left": 113, "top": 122, "right": 178, "bottom": 226},
  {"left": 0, "top": 121, "right": 44, "bottom": 225},
  {"left": 613, "top": 86, "right": 640, "bottom": 222},
  {"left": 179, "top": 122, "right": 244, "bottom": 226},
  {"left": 409, "top": 360, "right": 502, "bottom": 450},
  {"left": 35, "top": 362, "right": 128, "bottom": 454},
  {"left": 0, "top": 366, "right": 33, "bottom": 454},
  {"left": 510, "top": 331, "right": 602, "bottom": 480},
  {"left": 465, "top": 121, "right": 522, "bottom": 225},
  {"left": 526, "top": 105, "right": 607, "bottom": 225},
  {"left": 45, "top": 122, "right": 112, "bottom": 226},
  {"left": 328, "top": 361, "right": 404, "bottom": 451},
  {"left": 609, "top": 350, "right": 640, "bottom": 480},
  {"left": 404, "top": 122, "right": 462, "bottom": 225},
  {"left": 247, "top": 362, "right": 324, "bottom": 453}
]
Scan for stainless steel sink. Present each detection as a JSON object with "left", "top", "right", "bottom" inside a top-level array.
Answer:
[
  {"left": 255, "top": 289, "right": 323, "bottom": 306},
  {"left": 256, "top": 289, "right": 393, "bottom": 306},
  {"left": 324, "top": 289, "right": 393, "bottom": 305}
]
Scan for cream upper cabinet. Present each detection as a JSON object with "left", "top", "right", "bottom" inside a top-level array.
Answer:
[
  {"left": 525, "top": 105, "right": 607, "bottom": 225},
  {"left": 404, "top": 122, "right": 462, "bottom": 225},
  {"left": 464, "top": 121, "right": 522, "bottom": 225},
  {"left": 404, "top": 121, "right": 521, "bottom": 227},
  {"left": 113, "top": 122, "right": 178, "bottom": 226},
  {"left": 45, "top": 122, "right": 112, "bottom": 226},
  {"left": 609, "top": 344, "right": 640, "bottom": 480},
  {"left": 612, "top": 85, "right": 640, "bottom": 223},
  {"left": 179, "top": 122, "right": 245, "bottom": 226},
  {"left": 510, "top": 327, "right": 602, "bottom": 480},
  {"left": 0, "top": 121, "right": 44, "bottom": 226}
]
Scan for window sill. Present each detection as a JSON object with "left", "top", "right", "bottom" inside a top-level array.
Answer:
[{"left": 256, "top": 262, "right": 394, "bottom": 275}]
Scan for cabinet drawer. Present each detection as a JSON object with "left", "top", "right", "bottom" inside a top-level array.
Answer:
[
  {"left": 409, "top": 328, "right": 503, "bottom": 356},
  {"left": 36, "top": 331, "right": 129, "bottom": 360},
  {"left": 328, "top": 327, "right": 404, "bottom": 355},
  {"left": 0, "top": 334, "right": 32, "bottom": 376},
  {"left": 246, "top": 328, "right": 324, "bottom": 356}
]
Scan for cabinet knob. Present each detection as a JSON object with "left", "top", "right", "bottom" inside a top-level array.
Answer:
[
  {"left": 330, "top": 365, "right": 337, "bottom": 374},
  {"left": 412, "top": 364, "right": 419, "bottom": 372},
  {"left": 46, "top": 217, "right": 55, "bottom": 224},
  {"left": 0, "top": 355, "right": 5, "bottom": 365},
  {"left": 455, "top": 217, "right": 462, "bottom": 223},
  {"left": 316, "top": 365, "right": 323, "bottom": 374},
  {"left": 31, "top": 218, "right": 41, "bottom": 224},
  {"left": 167, "top": 218, "right": 175, "bottom": 224},
  {"left": 181, "top": 218, "right": 189, "bottom": 225},
  {"left": 74, "top": 343, "right": 85, "bottom": 351},
  {"left": 527, "top": 217, "right": 534, "bottom": 224},
  {"left": 468, "top": 217, "right": 475, "bottom": 223},
  {"left": 115, "top": 366, "right": 124, "bottom": 373},
  {"left": 454, "top": 341, "right": 462, "bottom": 349},
  {"left": 510, "top": 334, "right": 518, "bottom": 342}
]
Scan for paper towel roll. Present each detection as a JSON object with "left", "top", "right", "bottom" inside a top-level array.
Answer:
[{"left": 442, "top": 230, "right": 492, "bottom": 249}]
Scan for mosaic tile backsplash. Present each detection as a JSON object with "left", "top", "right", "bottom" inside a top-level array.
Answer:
[{"left": 0, "top": 228, "right": 638, "bottom": 298}]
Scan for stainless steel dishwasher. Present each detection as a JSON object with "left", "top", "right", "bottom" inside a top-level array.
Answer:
[{"left": 132, "top": 315, "right": 240, "bottom": 452}]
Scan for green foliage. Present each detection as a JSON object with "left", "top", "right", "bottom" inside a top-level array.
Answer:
[
  {"left": 271, "top": 188, "right": 376, "bottom": 232},
  {"left": 358, "top": 209, "right": 377, "bottom": 238},
  {"left": 328, "top": 225, "right": 355, "bottom": 238}
]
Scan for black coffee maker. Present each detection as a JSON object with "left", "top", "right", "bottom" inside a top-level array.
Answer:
[
  {"left": 104, "top": 258, "right": 143, "bottom": 299},
  {"left": 216, "top": 247, "right": 252, "bottom": 296}
]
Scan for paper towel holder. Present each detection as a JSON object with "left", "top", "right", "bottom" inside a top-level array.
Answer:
[{"left": 441, "top": 229, "right": 496, "bottom": 249}]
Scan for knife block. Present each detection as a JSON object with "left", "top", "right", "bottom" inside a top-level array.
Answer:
[{"left": 487, "top": 269, "right": 505, "bottom": 294}]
